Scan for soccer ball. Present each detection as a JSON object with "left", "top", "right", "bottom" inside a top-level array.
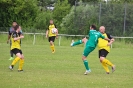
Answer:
[{"left": 51, "top": 28, "right": 57, "bottom": 34}]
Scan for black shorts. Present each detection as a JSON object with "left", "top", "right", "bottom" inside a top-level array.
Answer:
[
  {"left": 48, "top": 36, "right": 56, "bottom": 42},
  {"left": 11, "top": 48, "right": 23, "bottom": 55},
  {"left": 99, "top": 49, "right": 109, "bottom": 58}
]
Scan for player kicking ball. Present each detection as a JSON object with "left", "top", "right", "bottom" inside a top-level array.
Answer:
[
  {"left": 71, "top": 25, "right": 110, "bottom": 75},
  {"left": 9, "top": 25, "right": 24, "bottom": 72}
]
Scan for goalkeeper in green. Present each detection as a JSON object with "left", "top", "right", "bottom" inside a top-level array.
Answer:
[{"left": 71, "top": 25, "right": 110, "bottom": 75}]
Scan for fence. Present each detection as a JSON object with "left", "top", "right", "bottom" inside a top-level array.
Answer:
[{"left": 0, "top": 32, "right": 133, "bottom": 47}]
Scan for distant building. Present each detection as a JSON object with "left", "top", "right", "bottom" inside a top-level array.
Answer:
[{"left": 46, "top": 5, "right": 54, "bottom": 10}]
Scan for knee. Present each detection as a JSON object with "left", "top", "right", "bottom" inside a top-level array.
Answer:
[
  {"left": 100, "top": 57, "right": 105, "bottom": 62},
  {"left": 82, "top": 38, "right": 87, "bottom": 44},
  {"left": 82, "top": 56, "right": 86, "bottom": 61},
  {"left": 21, "top": 55, "right": 24, "bottom": 59},
  {"left": 50, "top": 41, "right": 53, "bottom": 45}
]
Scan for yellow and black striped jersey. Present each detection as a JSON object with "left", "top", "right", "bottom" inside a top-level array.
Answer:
[
  {"left": 11, "top": 32, "right": 22, "bottom": 50},
  {"left": 48, "top": 24, "right": 56, "bottom": 37},
  {"left": 98, "top": 33, "right": 113, "bottom": 52}
]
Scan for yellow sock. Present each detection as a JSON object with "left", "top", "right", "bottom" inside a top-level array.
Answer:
[
  {"left": 18, "top": 59, "right": 24, "bottom": 70},
  {"left": 11, "top": 57, "right": 20, "bottom": 65},
  {"left": 101, "top": 61, "right": 110, "bottom": 72},
  {"left": 102, "top": 59, "right": 114, "bottom": 67},
  {"left": 50, "top": 44, "right": 55, "bottom": 53}
]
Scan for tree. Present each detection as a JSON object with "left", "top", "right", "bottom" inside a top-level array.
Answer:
[
  {"left": 61, "top": 2, "right": 99, "bottom": 34},
  {"left": 34, "top": 11, "right": 53, "bottom": 31},
  {"left": 52, "top": 0, "right": 70, "bottom": 29},
  {"left": 0, "top": 0, "right": 38, "bottom": 30}
]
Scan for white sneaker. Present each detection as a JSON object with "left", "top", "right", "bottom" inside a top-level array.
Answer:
[
  {"left": 112, "top": 65, "right": 116, "bottom": 73},
  {"left": 9, "top": 65, "right": 13, "bottom": 70},
  {"left": 70, "top": 40, "right": 74, "bottom": 47},
  {"left": 84, "top": 69, "right": 91, "bottom": 75}
]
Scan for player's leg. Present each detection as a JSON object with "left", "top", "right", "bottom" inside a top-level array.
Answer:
[
  {"left": 9, "top": 49, "right": 21, "bottom": 70},
  {"left": 100, "top": 49, "right": 115, "bottom": 73},
  {"left": 99, "top": 49, "right": 110, "bottom": 74},
  {"left": 71, "top": 37, "right": 88, "bottom": 47},
  {"left": 82, "top": 46, "right": 95, "bottom": 75},
  {"left": 18, "top": 50, "right": 24, "bottom": 72},
  {"left": 9, "top": 43, "right": 14, "bottom": 60},
  {"left": 49, "top": 36, "right": 56, "bottom": 53}
]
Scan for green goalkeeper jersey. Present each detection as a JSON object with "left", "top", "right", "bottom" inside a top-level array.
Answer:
[{"left": 86, "top": 30, "right": 105, "bottom": 47}]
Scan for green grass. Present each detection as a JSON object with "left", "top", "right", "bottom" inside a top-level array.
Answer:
[{"left": 0, "top": 34, "right": 133, "bottom": 88}]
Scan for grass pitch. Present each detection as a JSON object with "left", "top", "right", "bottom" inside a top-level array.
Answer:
[{"left": 0, "top": 34, "right": 133, "bottom": 88}]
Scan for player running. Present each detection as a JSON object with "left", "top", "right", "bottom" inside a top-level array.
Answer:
[
  {"left": 71, "top": 25, "right": 110, "bottom": 75},
  {"left": 46, "top": 20, "right": 58, "bottom": 53},
  {"left": 98, "top": 26, "right": 115, "bottom": 74},
  {"left": 7, "top": 21, "right": 22, "bottom": 60},
  {"left": 9, "top": 25, "right": 24, "bottom": 72}
]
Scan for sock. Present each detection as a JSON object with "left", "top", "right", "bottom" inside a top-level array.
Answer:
[
  {"left": 10, "top": 50, "right": 13, "bottom": 57},
  {"left": 83, "top": 60, "right": 90, "bottom": 70},
  {"left": 102, "top": 59, "right": 114, "bottom": 67},
  {"left": 19, "top": 59, "right": 24, "bottom": 70},
  {"left": 101, "top": 61, "right": 110, "bottom": 72},
  {"left": 50, "top": 44, "right": 55, "bottom": 52},
  {"left": 11, "top": 57, "right": 20, "bottom": 65},
  {"left": 72, "top": 40, "right": 83, "bottom": 46}
]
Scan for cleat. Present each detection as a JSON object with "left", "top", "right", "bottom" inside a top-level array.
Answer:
[
  {"left": 18, "top": 70, "right": 23, "bottom": 72},
  {"left": 52, "top": 50, "right": 55, "bottom": 53},
  {"left": 106, "top": 72, "right": 110, "bottom": 74},
  {"left": 9, "top": 57, "right": 14, "bottom": 61},
  {"left": 84, "top": 69, "right": 91, "bottom": 75},
  {"left": 70, "top": 40, "right": 74, "bottom": 47},
  {"left": 9, "top": 65, "right": 13, "bottom": 70},
  {"left": 112, "top": 65, "right": 116, "bottom": 73}
]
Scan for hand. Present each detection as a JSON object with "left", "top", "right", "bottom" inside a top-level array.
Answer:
[
  {"left": 107, "top": 43, "right": 111, "bottom": 46},
  {"left": 46, "top": 35, "right": 48, "bottom": 38},
  {"left": 20, "top": 36, "right": 24, "bottom": 39},
  {"left": 7, "top": 40, "right": 9, "bottom": 44},
  {"left": 56, "top": 36, "right": 58, "bottom": 39}
]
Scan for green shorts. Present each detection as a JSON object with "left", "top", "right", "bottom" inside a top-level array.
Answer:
[{"left": 83, "top": 46, "right": 95, "bottom": 57}]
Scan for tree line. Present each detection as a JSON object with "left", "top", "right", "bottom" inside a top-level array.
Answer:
[{"left": 0, "top": 0, "right": 133, "bottom": 37}]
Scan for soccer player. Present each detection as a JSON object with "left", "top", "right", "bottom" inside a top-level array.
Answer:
[
  {"left": 9, "top": 25, "right": 24, "bottom": 72},
  {"left": 46, "top": 20, "right": 58, "bottom": 53},
  {"left": 98, "top": 26, "right": 115, "bottom": 74},
  {"left": 71, "top": 25, "right": 110, "bottom": 75},
  {"left": 7, "top": 21, "right": 17, "bottom": 60},
  {"left": 7, "top": 21, "right": 23, "bottom": 60}
]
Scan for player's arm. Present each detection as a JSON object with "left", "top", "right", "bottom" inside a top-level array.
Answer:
[
  {"left": 20, "top": 29, "right": 23, "bottom": 35},
  {"left": 46, "top": 26, "right": 49, "bottom": 38},
  {"left": 99, "top": 32, "right": 111, "bottom": 41},
  {"left": 54, "top": 24, "right": 58, "bottom": 38},
  {"left": 13, "top": 33, "right": 24, "bottom": 41},
  {"left": 106, "top": 33, "right": 115, "bottom": 46},
  {"left": 46, "top": 29, "right": 48, "bottom": 38},
  {"left": 7, "top": 31, "right": 11, "bottom": 44},
  {"left": 56, "top": 29, "right": 58, "bottom": 38}
]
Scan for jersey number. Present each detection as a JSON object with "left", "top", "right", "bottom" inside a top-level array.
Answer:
[{"left": 95, "top": 35, "right": 98, "bottom": 42}]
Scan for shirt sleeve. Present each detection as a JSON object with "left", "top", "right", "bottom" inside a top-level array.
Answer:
[
  {"left": 9, "top": 31, "right": 11, "bottom": 35},
  {"left": 18, "top": 32, "right": 22, "bottom": 36},
  {"left": 54, "top": 24, "right": 57, "bottom": 28},
  {"left": 8, "top": 28, "right": 12, "bottom": 35},
  {"left": 12, "top": 32, "right": 17, "bottom": 38},
  {"left": 106, "top": 33, "right": 113, "bottom": 39},
  {"left": 99, "top": 32, "right": 105, "bottom": 39}
]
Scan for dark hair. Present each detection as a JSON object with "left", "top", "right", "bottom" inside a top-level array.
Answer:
[
  {"left": 13, "top": 21, "right": 17, "bottom": 23},
  {"left": 91, "top": 24, "right": 97, "bottom": 30},
  {"left": 14, "top": 25, "right": 20, "bottom": 31}
]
